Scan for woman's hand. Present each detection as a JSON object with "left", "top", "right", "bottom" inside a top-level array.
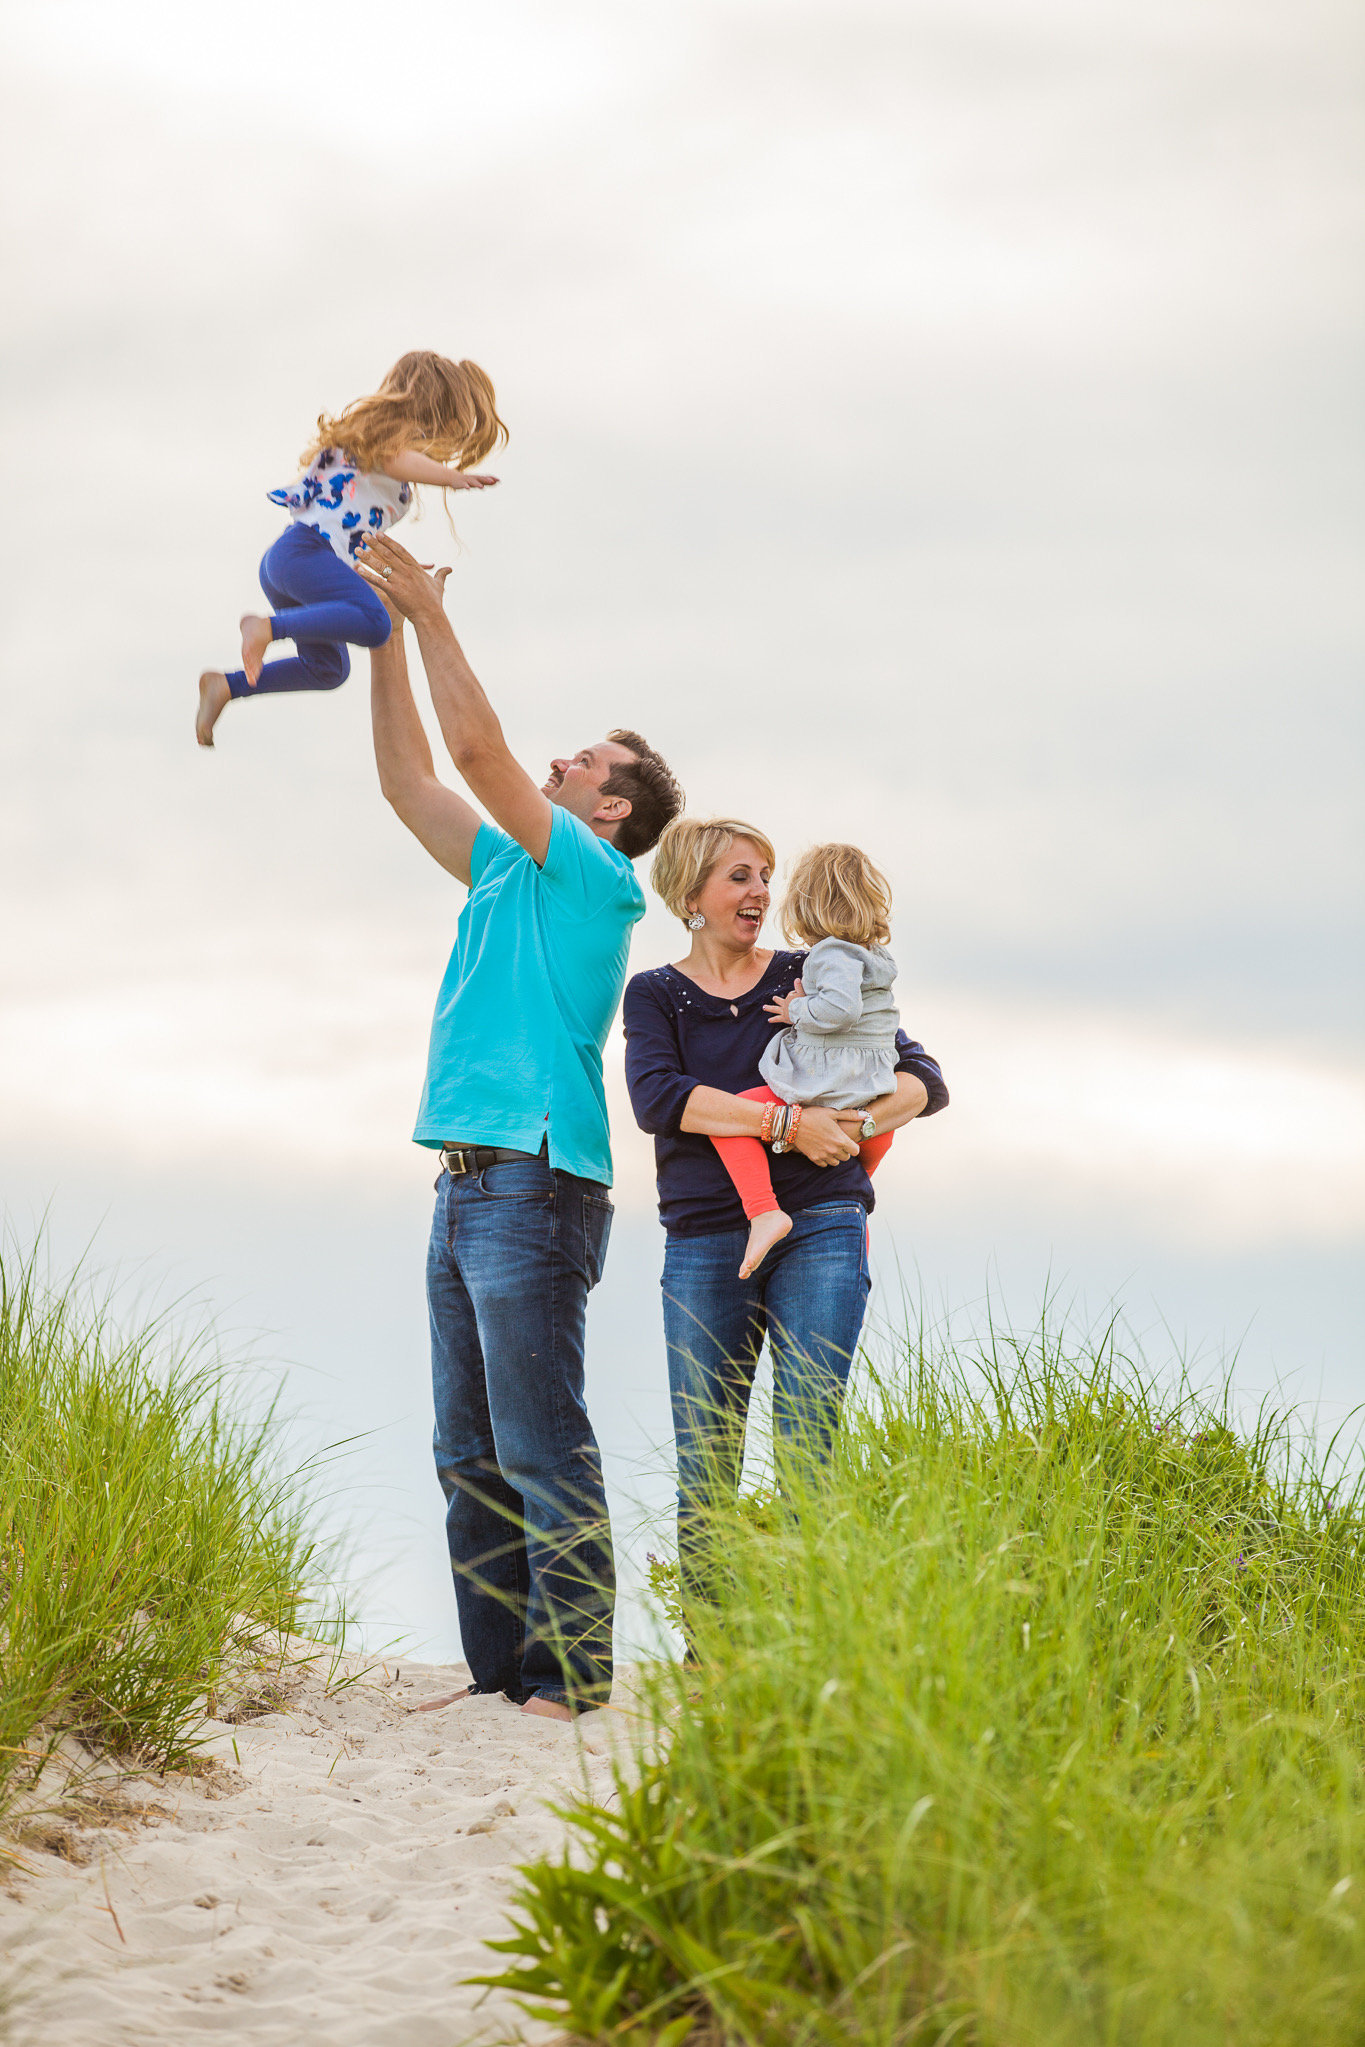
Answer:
[
  {"left": 764, "top": 978, "right": 803, "bottom": 1026},
  {"left": 835, "top": 1074, "right": 929, "bottom": 1143},
  {"left": 791, "top": 1105, "right": 860, "bottom": 1167}
]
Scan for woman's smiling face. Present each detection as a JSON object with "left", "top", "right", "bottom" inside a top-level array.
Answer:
[{"left": 689, "top": 836, "right": 773, "bottom": 951}]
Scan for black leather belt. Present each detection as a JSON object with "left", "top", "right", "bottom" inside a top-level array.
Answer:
[{"left": 439, "top": 1142, "right": 545, "bottom": 1176}]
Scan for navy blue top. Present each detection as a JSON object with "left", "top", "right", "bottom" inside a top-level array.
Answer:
[{"left": 622, "top": 949, "right": 949, "bottom": 1237}]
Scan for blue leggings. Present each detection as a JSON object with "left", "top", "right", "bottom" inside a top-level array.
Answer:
[{"left": 226, "top": 523, "right": 391, "bottom": 699}]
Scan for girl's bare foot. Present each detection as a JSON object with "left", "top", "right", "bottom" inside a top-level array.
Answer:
[
  {"left": 196, "top": 670, "right": 231, "bottom": 747},
  {"left": 739, "top": 1209, "right": 793, "bottom": 1278},
  {"left": 239, "top": 613, "right": 273, "bottom": 685}
]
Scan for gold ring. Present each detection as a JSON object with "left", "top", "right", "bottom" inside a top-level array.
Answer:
[{"left": 381, "top": 568, "right": 393, "bottom": 580}]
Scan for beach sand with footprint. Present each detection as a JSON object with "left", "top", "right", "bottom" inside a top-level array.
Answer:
[{"left": 0, "top": 1647, "right": 631, "bottom": 2044}]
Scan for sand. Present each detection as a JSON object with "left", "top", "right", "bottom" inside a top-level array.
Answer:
[{"left": 0, "top": 1646, "right": 630, "bottom": 2045}]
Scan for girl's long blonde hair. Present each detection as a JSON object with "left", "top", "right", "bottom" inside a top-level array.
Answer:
[
  {"left": 302, "top": 350, "right": 508, "bottom": 472},
  {"left": 781, "top": 843, "right": 893, "bottom": 949}
]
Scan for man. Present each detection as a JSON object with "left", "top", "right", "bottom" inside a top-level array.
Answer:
[{"left": 357, "top": 531, "right": 683, "bottom": 1720}]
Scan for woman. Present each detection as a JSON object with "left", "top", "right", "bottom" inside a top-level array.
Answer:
[{"left": 622, "top": 817, "right": 948, "bottom": 1599}]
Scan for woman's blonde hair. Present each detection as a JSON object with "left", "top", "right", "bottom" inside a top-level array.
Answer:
[
  {"left": 781, "top": 842, "right": 892, "bottom": 948},
  {"left": 650, "top": 816, "right": 778, "bottom": 927},
  {"left": 302, "top": 350, "right": 508, "bottom": 472}
]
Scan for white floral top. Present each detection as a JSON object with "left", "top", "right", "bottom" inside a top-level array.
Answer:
[{"left": 267, "top": 447, "right": 412, "bottom": 562}]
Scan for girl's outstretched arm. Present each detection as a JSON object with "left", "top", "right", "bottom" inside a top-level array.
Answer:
[{"left": 382, "top": 449, "right": 499, "bottom": 489}]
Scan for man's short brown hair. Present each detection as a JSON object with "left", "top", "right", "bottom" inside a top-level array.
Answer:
[{"left": 601, "top": 729, "right": 684, "bottom": 859}]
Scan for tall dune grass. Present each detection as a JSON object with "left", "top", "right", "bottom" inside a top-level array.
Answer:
[
  {"left": 0, "top": 1241, "right": 329, "bottom": 1811},
  {"left": 481, "top": 1314, "right": 1365, "bottom": 2045}
]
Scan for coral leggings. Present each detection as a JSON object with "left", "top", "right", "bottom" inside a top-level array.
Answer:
[{"left": 712, "top": 1085, "right": 894, "bottom": 1220}]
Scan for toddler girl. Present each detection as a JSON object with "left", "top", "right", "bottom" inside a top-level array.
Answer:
[
  {"left": 196, "top": 350, "right": 506, "bottom": 746},
  {"left": 714, "top": 842, "right": 901, "bottom": 1278}
]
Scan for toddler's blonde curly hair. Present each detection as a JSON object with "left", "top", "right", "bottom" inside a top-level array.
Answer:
[{"left": 781, "top": 843, "right": 892, "bottom": 949}]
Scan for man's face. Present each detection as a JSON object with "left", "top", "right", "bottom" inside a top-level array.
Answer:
[{"left": 542, "top": 740, "right": 635, "bottom": 826}]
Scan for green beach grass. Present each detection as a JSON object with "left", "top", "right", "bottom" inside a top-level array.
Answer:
[
  {"left": 480, "top": 1313, "right": 1365, "bottom": 2045},
  {"left": 0, "top": 1240, "right": 330, "bottom": 1819}
]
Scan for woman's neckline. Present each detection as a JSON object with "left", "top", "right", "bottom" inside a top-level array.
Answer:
[{"left": 661, "top": 948, "right": 801, "bottom": 1007}]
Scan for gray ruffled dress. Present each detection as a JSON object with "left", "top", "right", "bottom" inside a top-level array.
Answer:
[{"left": 759, "top": 938, "right": 900, "bottom": 1110}]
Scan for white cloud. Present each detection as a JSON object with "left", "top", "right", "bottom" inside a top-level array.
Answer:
[{"left": 1, "top": 943, "right": 1357, "bottom": 1254}]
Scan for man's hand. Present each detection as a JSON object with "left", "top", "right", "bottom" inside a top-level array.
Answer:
[
  {"left": 764, "top": 978, "right": 804, "bottom": 1027},
  {"left": 790, "top": 1105, "right": 860, "bottom": 1167},
  {"left": 356, "top": 534, "right": 452, "bottom": 624}
]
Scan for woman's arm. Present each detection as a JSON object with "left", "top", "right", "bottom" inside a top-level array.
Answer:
[
  {"left": 382, "top": 449, "right": 499, "bottom": 489},
  {"left": 893, "top": 1035, "right": 949, "bottom": 1118},
  {"left": 680, "top": 1087, "right": 860, "bottom": 1166},
  {"left": 835, "top": 1070, "right": 928, "bottom": 1140},
  {"left": 622, "top": 976, "right": 860, "bottom": 1166}
]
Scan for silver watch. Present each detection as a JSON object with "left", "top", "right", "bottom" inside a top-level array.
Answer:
[{"left": 859, "top": 1113, "right": 878, "bottom": 1141}]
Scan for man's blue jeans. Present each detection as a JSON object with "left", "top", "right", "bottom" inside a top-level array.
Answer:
[
  {"left": 661, "top": 1199, "right": 871, "bottom": 1608},
  {"left": 427, "top": 1154, "right": 614, "bottom": 1709}
]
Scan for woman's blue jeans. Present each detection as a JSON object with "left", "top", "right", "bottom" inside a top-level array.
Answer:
[
  {"left": 661, "top": 1200, "right": 871, "bottom": 1608},
  {"left": 427, "top": 1155, "right": 615, "bottom": 1709}
]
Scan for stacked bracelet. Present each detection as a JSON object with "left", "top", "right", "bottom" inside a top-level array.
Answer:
[
  {"left": 771, "top": 1102, "right": 804, "bottom": 1153},
  {"left": 759, "top": 1101, "right": 776, "bottom": 1144}
]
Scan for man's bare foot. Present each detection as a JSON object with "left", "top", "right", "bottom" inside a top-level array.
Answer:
[
  {"left": 521, "top": 1695, "right": 574, "bottom": 1723},
  {"left": 412, "top": 1685, "right": 476, "bottom": 1713},
  {"left": 196, "top": 670, "right": 231, "bottom": 747},
  {"left": 739, "top": 1209, "right": 792, "bottom": 1278},
  {"left": 239, "top": 613, "right": 273, "bottom": 686}
]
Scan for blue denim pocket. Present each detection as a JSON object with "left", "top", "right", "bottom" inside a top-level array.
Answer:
[
  {"left": 584, "top": 1198, "right": 612, "bottom": 1289},
  {"left": 476, "top": 1160, "right": 555, "bottom": 1205}
]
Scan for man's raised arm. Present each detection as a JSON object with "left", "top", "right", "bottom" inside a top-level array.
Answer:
[
  {"left": 358, "top": 533, "right": 556, "bottom": 867},
  {"left": 369, "top": 587, "right": 483, "bottom": 885}
]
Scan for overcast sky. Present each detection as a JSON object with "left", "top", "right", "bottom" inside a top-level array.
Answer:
[{"left": 2, "top": 0, "right": 1361, "bottom": 1645}]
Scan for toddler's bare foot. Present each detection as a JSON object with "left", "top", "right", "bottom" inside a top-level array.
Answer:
[
  {"left": 239, "top": 613, "right": 273, "bottom": 686},
  {"left": 196, "top": 670, "right": 231, "bottom": 747},
  {"left": 739, "top": 1209, "right": 793, "bottom": 1278}
]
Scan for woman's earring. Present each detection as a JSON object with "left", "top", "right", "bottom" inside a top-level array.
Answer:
[{"left": 687, "top": 912, "right": 705, "bottom": 930}]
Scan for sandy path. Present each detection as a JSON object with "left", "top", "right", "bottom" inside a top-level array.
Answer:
[{"left": 0, "top": 1651, "right": 626, "bottom": 2045}]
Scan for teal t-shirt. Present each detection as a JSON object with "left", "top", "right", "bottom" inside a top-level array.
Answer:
[{"left": 413, "top": 805, "right": 646, "bottom": 1185}]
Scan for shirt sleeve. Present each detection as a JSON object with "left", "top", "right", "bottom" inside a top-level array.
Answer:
[
  {"left": 787, "top": 939, "right": 867, "bottom": 1034},
  {"left": 893, "top": 1031, "right": 950, "bottom": 1117},
  {"left": 469, "top": 820, "right": 516, "bottom": 886},
  {"left": 538, "top": 806, "right": 643, "bottom": 921},
  {"left": 622, "top": 976, "right": 704, "bottom": 1136}
]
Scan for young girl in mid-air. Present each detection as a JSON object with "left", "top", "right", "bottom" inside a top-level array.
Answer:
[
  {"left": 713, "top": 842, "right": 902, "bottom": 1279},
  {"left": 196, "top": 350, "right": 507, "bottom": 746}
]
